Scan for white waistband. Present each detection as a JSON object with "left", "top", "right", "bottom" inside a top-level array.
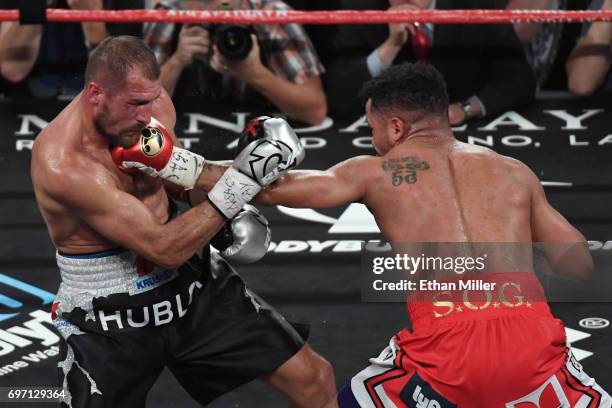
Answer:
[{"left": 56, "top": 250, "right": 139, "bottom": 292}]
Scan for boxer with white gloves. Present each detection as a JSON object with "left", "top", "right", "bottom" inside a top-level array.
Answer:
[
  {"left": 207, "top": 115, "right": 304, "bottom": 219},
  {"left": 110, "top": 115, "right": 296, "bottom": 264},
  {"left": 111, "top": 115, "right": 304, "bottom": 219}
]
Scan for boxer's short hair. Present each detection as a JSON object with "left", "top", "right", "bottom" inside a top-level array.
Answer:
[
  {"left": 85, "top": 36, "right": 160, "bottom": 92},
  {"left": 361, "top": 62, "right": 449, "bottom": 117}
]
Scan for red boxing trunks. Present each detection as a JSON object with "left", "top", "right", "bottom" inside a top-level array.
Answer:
[{"left": 339, "top": 272, "right": 611, "bottom": 407}]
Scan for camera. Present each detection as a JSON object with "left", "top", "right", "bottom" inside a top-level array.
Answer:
[{"left": 209, "top": 24, "right": 253, "bottom": 61}]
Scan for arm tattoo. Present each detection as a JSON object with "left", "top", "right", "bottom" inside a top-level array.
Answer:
[{"left": 382, "top": 156, "right": 430, "bottom": 186}]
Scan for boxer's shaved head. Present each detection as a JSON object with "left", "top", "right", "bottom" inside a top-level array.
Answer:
[{"left": 85, "top": 36, "right": 160, "bottom": 93}]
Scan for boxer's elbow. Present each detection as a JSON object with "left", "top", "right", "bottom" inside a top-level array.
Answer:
[
  {"left": 554, "top": 249, "right": 594, "bottom": 282},
  {"left": 570, "top": 239, "right": 595, "bottom": 281},
  {"left": 572, "top": 256, "right": 594, "bottom": 282},
  {"left": 156, "top": 257, "right": 184, "bottom": 271},
  {"left": 145, "top": 242, "right": 186, "bottom": 270},
  {"left": 155, "top": 251, "right": 185, "bottom": 270}
]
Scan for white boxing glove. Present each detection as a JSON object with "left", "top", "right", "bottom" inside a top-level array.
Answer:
[{"left": 207, "top": 116, "right": 304, "bottom": 219}]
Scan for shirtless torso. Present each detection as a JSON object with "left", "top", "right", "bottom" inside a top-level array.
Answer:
[
  {"left": 357, "top": 139, "right": 533, "bottom": 243},
  {"left": 261, "top": 137, "right": 583, "bottom": 252},
  {"left": 258, "top": 61, "right": 605, "bottom": 406},
  {"left": 35, "top": 35, "right": 341, "bottom": 408},
  {"left": 30, "top": 83, "right": 227, "bottom": 270},
  {"left": 31, "top": 92, "right": 174, "bottom": 255},
  {"left": 32, "top": 94, "right": 174, "bottom": 253}
]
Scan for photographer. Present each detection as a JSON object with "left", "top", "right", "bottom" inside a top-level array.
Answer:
[{"left": 145, "top": 0, "right": 327, "bottom": 125}]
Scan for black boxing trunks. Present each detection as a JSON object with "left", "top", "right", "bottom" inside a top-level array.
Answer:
[{"left": 52, "top": 246, "right": 306, "bottom": 408}]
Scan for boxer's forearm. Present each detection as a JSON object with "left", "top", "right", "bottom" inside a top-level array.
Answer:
[
  {"left": 254, "top": 171, "right": 317, "bottom": 207},
  {"left": 254, "top": 170, "right": 354, "bottom": 209},
  {"left": 187, "top": 170, "right": 321, "bottom": 208},
  {"left": 151, "top": 201, "right": 225, "bottom": 268},
  {"left": 194, "top": 160, "right": 232, "bottom": 191},
  {"left": 172, "top": 160, "right": 231, "bottom": 207}
]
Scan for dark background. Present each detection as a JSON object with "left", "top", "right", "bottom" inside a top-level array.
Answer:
[{"left": 0, "top": 94, "right": 610, "bottom": 406}]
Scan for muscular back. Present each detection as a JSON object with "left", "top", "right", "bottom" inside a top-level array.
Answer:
[
  {"left": 363, "top": 140, "right": 532, "bottom": 243},
  {"left": 256, "top": 133, "right": 590, "bottom": 277}
]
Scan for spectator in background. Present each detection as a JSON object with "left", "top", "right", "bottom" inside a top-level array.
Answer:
[
  {"left": 325, "top": 0, "right": 536, "bottom": 125},
  {"left": 508, "top": 0, "right": 556, "bottom": 44},
  {"left": 507, "top": 0, "right": 565, "bottom": 88},
  {"left": 145, "top": 0, "right": 327, "bottom": 125},
  {"left": 0, "top": 0, "right": 109, "bottom": 99},
  {"left": 566, "top": 0, "right": 612, "bottom": 96}
]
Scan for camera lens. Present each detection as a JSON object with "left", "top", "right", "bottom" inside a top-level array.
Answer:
[{"left": 215, "top": 25, "right": 253, "bottom": 61}]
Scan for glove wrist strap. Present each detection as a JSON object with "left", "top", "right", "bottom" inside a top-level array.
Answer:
[
  {"left": 207, "top": 167, "right": 261, "bottom": 219},
  {"left": 158, "top": 147, "right": 205, "bottom": 190}
]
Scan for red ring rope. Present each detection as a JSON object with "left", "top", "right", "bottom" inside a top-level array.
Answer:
[{"left": 0, "top": 9, "right": 611, "bottom": 25}]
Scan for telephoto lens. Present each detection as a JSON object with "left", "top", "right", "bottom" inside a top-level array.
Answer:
[{"left": 214, "top": 24, "right": 253, "bottom": 60}]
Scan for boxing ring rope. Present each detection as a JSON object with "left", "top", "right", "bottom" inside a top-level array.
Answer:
[{"left": 0, "top": 9, "right": 611, "bottom": 25}]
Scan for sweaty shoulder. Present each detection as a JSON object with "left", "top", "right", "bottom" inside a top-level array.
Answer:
[
  {"left": 35, "top": 145, "right": 115, "bottom": 204},
  {"left": 32, "top": 96, "right": 83, "bottom": 161},
  {"left": 334, "top": 155, "right": 380, "bottom": 176},
  {"left": 32, "top": 116, "right": 117, "bottom": 202},
  {"left": 454, "top": 142, "right": 539, "bottom": 190}
]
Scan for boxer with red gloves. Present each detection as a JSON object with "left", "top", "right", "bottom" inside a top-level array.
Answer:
[
  {"left": 110, "top": 114, "right": 297, "bottom": 266},
  {"left": 110, "top": 117, "right": 206, "bottom": 189},
  {"left": 31, "top": 36, "right": 338, "bottom": 408},
  {"left": 111, "top": 114, "right": 304, "bottom": 219}
]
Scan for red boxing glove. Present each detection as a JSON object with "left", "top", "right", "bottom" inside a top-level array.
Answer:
[
  {"left": 111, "top": 118, "right": 173, "bottom": 173},
  {"left": 110, "top": 117, "right": 205, "bottom": 190}
]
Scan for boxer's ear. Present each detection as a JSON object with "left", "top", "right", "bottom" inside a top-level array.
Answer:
[
  {"left": 388, "top": 116, "right": 406, "bottom": 145},
  {"left": 85, "top": 82, "right": 104, "bottom": 106}
]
